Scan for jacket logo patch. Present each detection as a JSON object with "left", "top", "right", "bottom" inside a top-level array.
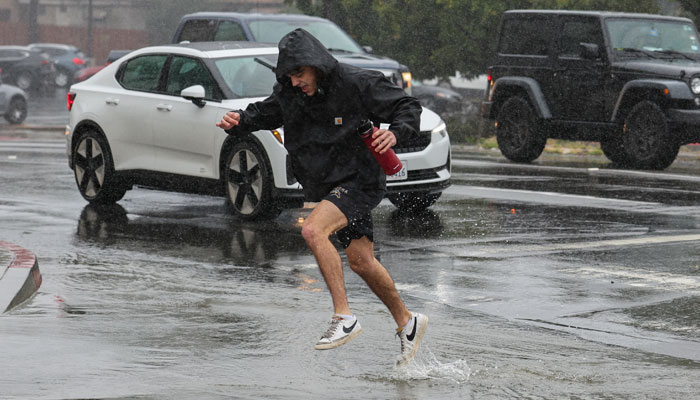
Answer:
[{"left": 334, "top": 117, "right": 343, "bottom": 125}]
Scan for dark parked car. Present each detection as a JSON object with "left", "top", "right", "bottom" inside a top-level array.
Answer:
[
  {"left": 172, "top": 12, "right": 413, "bottom": 94},
  {"left": 0, "top": 75, "right": 27, "bottom": 124},
  {"left": 481, "top": 10, "right": 700, "bottom": 170},
  {"left": 73, "top": 50, "right": 131, "bottom": 83},
  {"left": 29, "top": 43, "right": 86, "bottom": 88},
  {"left": 0, "top": 45, "right": 55, "bottom": 91},
  {"left": 412, "top": 79, "right": 463, "bottom": 117}
]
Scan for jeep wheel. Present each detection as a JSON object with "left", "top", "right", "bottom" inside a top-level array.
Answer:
[
  {"left": 387, "top": 192, "right": 441, "bottom": 212},
  {"left": 496, "top": 97, "right": 546, "bottom": 163},
  {"left": 224, "top": 141, "right": 281, "bottom": 220},
  {"left": 622, "top": 101, "right": 679, "bottom": 170},
  {"left": 72, "top": 130, "right": 128, "bottom": 203},
  {"left": 600, "top": 136, "right": 629, "bottom": 167}
]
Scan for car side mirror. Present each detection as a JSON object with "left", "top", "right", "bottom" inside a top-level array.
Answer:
[
  {"left": 362, "top": 45, "right": 373, "bottom": 54},
  {"left": 181, "top": 85, "right": 206, "bottom": 108},
  {"left": 580, "top": 43, "right": 600, "bottom": 60}
]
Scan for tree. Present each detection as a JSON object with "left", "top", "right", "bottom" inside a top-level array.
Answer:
[{"left": 286, "top": 0, "right": 660, "bottom": 80}]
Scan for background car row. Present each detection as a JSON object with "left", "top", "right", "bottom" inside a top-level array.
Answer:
[{"left": 0, "top": 42, "right": 87, "bottom": 92}]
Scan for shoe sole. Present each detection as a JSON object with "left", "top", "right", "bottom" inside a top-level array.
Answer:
[
  {"left": 397, "top": 315, "right": 428, "bottom": 367},
  {"left": 314, "top": 327, "right": 363, "bottom": 350}
]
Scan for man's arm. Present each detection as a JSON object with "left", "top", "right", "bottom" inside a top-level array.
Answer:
[{"left": 216, "top": 89, "right": 284, "bottom": 134}]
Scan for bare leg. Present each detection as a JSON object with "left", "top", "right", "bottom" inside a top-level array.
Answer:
[
  {"left": 345, "top": 237, "right": 411, "bottom": 328},
  {"left": 301, "top": 200, "right": 351, "bottom": 315}
]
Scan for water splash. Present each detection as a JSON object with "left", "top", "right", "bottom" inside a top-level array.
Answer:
[{"left": 391, "top": 345, "right": 471, "bottom": 383}]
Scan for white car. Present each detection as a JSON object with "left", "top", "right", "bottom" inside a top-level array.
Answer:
[{"left": 66, "top": 42, "right": 451, "bottom": 219}]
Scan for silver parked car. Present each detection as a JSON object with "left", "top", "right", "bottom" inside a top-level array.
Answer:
[{"left": 0, "top": 75, "right": 27, "bottom": 124}]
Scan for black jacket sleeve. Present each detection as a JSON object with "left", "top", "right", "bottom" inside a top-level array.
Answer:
[
  {"left": 359, "top": 72, "right": 422, "bottom": 142},
  {"left": 226, "top": 86, "right": 285, "bottom": 135}
]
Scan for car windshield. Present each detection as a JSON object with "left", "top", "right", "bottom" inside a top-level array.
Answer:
[
  {"left": 247, "top": 19, "right": 363, "bottom": 53},
  {"left": 606, "top": 18, "right": 700, "bottom": 57},
  {"left": 213, "top": 54, "right": 277, "bottom": 98}
]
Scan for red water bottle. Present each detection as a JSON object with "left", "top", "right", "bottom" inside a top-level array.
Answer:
[{"left": 358, "top": 120, "right": 403, "bottom": 176}]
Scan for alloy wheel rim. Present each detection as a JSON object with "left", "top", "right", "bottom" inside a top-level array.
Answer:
[
  {"left": 74, "top": 137, "right": 106, "bottom": 198},
  {"left": 227, "top": 149, "right": 262, "bottom": 214}
]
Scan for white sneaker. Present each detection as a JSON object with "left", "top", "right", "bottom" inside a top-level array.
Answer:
[
  {"left": 314, "top": 314, "right": 363, "bottom": 350},
  {"left": 396, "top": 312, "right": 428, "bottom": 366}
]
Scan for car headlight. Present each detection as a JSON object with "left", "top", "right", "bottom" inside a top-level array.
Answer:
[
  {"left": 431, "top": 122, "right": 448, "bottom": 138},
  {"left": 691, "top": 77, "right": 700, "bottom": 95}
]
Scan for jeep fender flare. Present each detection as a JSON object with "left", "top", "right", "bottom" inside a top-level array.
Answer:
[
  {"left": 491, "top": 77, "right": 552, "bottom": 119},
  {"left": 611, "top": 79, "right": 694, "bottom": 122}
]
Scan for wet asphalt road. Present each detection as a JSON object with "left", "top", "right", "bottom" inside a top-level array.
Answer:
[{"left": 1, "top": 92, "right": 700, "bottom": 399}]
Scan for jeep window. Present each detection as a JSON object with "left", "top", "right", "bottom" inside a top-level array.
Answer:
[
  {"left": 214, "top": 21, "right": 246, "bottom": 41},
  {"left": 119, "top": 55, "right": 167, "bottom": 92},
  {"left": 499, "top": 17, "right": 551, "bottom": 56},
  {"left": 607, "top": 18, "right": 700, "bottom": 56},
  {"left": 178, "top": 19, "right": 217, "bottom": 42},
  {"left": 560, "top": 18, "right": 604, "bottom": 58},
  {"left": 213, "top": 55, "right": 277, "bottom": 98},
  {"left": 247, "top": 20, "right": 363, "bottom": 53}
]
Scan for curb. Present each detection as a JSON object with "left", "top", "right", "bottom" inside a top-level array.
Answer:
[{"left": 0, "top": 241, "right": 42, "bottom": 313}]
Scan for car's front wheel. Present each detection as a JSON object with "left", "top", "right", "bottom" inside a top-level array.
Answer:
[
  {"left": 72, "top": 130, "right": 127, "bottom": 203},
  {"left": 387, "top": 192, "right": 441, "bottom": 212},
  {"left": 4, "top": 97, "right": 27, "bottom": 124},
  {"left": 224, "top": 141, "right": 281, "bottom": 220},
  {"left": 496, "top": 96, "right": 546, "bottom": 163},
  {"left": 622, "top": 100, "right": 679, "bottom": 170}
]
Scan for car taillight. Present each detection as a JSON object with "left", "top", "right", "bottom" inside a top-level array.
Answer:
[
  {"left": 73, "top": 58, "right": 85, "bottom": 65},
  {"left": 67, "top": 92, "right": 76, "bottom": 111}
]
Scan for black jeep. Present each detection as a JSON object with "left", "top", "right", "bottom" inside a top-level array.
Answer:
[{"left": 481, "top": 10, "right": 700, "bottom": 169}]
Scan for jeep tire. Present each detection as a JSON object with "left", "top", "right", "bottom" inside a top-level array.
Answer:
[
  {"left": 622, "top": 100, "right": 679, "bottom": 170},
  {"left": 496, "top": 96, "right": 546, "bottom": 163}
]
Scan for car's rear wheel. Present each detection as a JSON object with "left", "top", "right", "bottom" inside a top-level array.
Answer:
[
  {"left": 622, "top": 100, "right": 679, "bottom": 170},
  {"left": 15, "top": 72, "right": 34, "bottom": 91},
  {"left": 54, "top": 67, "right": 71, "bottom": 88},
  {"left": 4, "top": 96, "right": 27, "bottom": 124},
  {"left": 72, "top": 130, "right": 127, "bottom": 203},
  {"left": 224, "top": 141, "right": 281, "bottom": 220},
  {"left": 496, "top": 96, "right": 546, "bottom": 163},
  {"left": 387, "top": 192, "right": 441, "bottom": 212},
  {"left": 600, "top": 136, "right": 629, "bottom": 167}
]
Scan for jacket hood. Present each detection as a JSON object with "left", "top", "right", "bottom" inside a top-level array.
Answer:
[{"left": 275, "top": 28, "right": 338, "bottom": 83}]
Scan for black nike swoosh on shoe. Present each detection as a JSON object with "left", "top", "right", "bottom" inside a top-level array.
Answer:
[
  {"left": 343, "top": 320, "right": 357, "bottom": 334},
  {"left": 406, "top": 316, "right": 418, "bottom": 341}
]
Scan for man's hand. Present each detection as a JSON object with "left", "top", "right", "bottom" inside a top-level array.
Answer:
[
  {"left": 216, "top": 111, "right": 241, "bottom": 130},
  {"left": 371, "top": 129, "right": 397, "bottom": 154}
]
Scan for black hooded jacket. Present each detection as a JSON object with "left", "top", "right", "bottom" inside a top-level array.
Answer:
[{"left": 228, "top": 28, "right": 422, "bottom": 201}]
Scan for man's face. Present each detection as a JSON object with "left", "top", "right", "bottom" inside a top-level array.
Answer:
[{"left": 288, "top": 66, "right": 318, "bottom": 96}]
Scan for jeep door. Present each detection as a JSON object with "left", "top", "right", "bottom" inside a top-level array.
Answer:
[{"left": 551, "top": 16, "right": 609, "bottom": 122}]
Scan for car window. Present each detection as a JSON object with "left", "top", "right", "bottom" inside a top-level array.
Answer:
[
  {"left": 214, "top": 21, "right": 246, "bottom": 41},
  {"left": 213, "top": 55, "right": 277, "bottom": 98},
  {"left": 165, "top": 55, "right": 218, "bottom": 99},
  {"left": 247, "top": 20, "right": 363, "bottom": 53},
  {"left": 499, "top": 17, "right": 551, "bottom": 56},
  {"left": 560, "top": 18, "right": 604, "bottom": 58},
  {"left": 119, "top": 55, "right": 167, "bottom": 92},
  {"left": 607, "top": 18, "right": 700, "bottom": 54},
  {"left": 178, "top": 19, "right": 217, "bottom": 42}
]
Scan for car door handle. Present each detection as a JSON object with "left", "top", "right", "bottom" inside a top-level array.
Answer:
[
  {"left": 105, "top": 98, "right": 119, "bottom": 106},
  {"left": 156, "top": 104, "right": 173, "bottom": 112}
]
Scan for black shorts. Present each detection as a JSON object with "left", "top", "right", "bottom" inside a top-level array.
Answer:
[{"left": 323, "top": 185, "right": 385, "bottom": 249}]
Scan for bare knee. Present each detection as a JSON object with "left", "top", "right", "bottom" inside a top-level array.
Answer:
[
  {"left": 347, "top": 252, "right": 376, "bottom": 276},
  {"left": 301, "top": 221, "right": 325, "bottom": 248}
]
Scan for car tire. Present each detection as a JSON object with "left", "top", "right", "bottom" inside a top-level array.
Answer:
[
  {"left": 600, "top": 136, "right": 629, "bottom": 167},
  {"left": 15, "top": 72, "right": 34, "bottom": 91},
  {"left": 224, "top": 140, "right": 281, "bottom": 220},
  {"left": 387, "top": 192, "right": 441, "bottom": 212},
  {"left": 72, "top": 130, "right": 128, "bottom": 204},
  {"left": 4, "top": 96, "right": 27, "bottom": 124},
  {"left": 496, "top": 96, "right": 546, "bottom": 163},
  {"left": 54, "top": 67, "right": 71, "bottom": 88},
  {"left": 622, "top": 100, "right": 679, "bottom": 170}
]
